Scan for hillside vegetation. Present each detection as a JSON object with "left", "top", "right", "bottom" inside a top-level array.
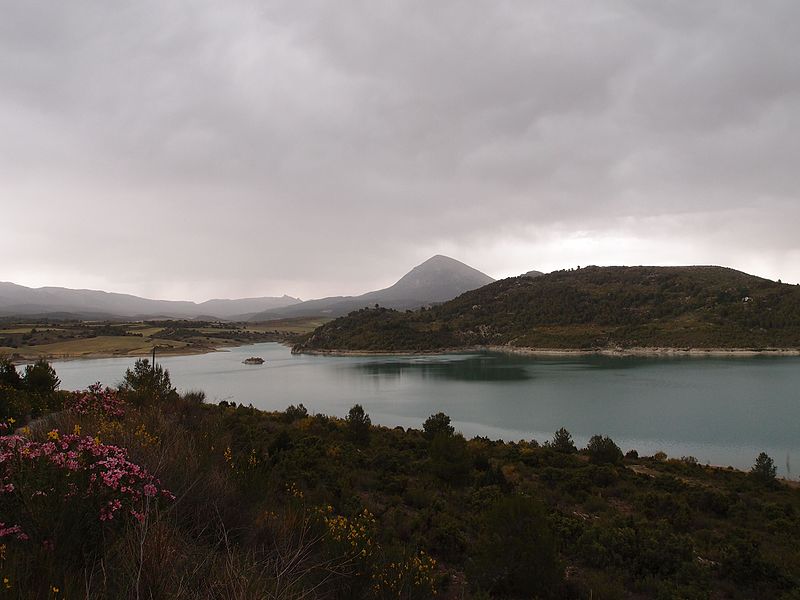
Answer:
[
  {"left": 294, "top": 266, "right": 800, "bottom": 353},
  {"left": 1, "top": 359, "right": 799, "bottom": 598}
]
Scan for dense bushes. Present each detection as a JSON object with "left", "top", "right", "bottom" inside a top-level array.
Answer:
[
  {"left": 0, "top": 358, "right": 65, "bottom": 423},
  {"left": 468, "top": 495, "right": 561, "bottom": 597},
  {"left": 586, "top": 435, "right": 624, "bottom": 465},
  {"left": 1, "top": 361, "right": 799, "bottom": 598}
]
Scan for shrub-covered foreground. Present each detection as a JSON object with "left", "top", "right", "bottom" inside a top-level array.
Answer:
[{"left": 1, "top": 358, "right": 799, "bottom": 599}]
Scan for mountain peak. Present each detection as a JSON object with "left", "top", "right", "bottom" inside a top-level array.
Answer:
[
  {"left": 416, "top": 254, "right": 470, "bottom": 268},
  {"left": 248, "top": 255, "right": 494, "bottom": 319},
  {"left": 387, "top": 255, "right": 494, "bottom": 302}
]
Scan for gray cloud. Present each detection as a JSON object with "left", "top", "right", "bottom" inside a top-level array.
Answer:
[{"left": 1, "top": 0, "right": 799, "bottom": 300}]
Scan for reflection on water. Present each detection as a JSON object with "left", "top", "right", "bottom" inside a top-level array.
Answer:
[
  {"left": 355, "top": 354, "right": 532, "bottom": 382},
  {"left": 49, "top": 343, "right": 800, "bottom": 476}
]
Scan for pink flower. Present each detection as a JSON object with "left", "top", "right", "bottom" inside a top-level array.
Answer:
[
  {"left": 64, "top": 383, "right": 126, "bottom": 418},
  {"left": 130, "top": 510, "right": 145, "bottom": 523},
  {"left": 0, "top": 522, "right": 28, "bottom": 541},
  {"left": 99, "top": 499, "right": 123, "bottom": 521},
  {"left": 1, "top": 430, "right": 174, "bottom": 530}
]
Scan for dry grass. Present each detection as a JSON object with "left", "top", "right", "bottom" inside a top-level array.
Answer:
[
  {"left": 1, "top": 336, "right": 189, "bottom": 359},
  {"left": 246, "top": 318, "right": 331, "bottom": 335}
]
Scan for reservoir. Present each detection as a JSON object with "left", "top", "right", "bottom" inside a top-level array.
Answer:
[{"left": 50, "top": 342, "right": 800, "bottom": 477}]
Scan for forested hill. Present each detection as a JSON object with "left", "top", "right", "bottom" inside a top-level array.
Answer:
[{"left": 293, "top": 266, "right": 800, "bottom": 352}]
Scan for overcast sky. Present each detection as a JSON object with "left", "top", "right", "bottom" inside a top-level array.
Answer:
[{"left": 2, "top": 1, "right": 799, "bottom": 301}]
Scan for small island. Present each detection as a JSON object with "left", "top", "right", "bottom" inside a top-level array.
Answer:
[{"left": 242, "top": 356, "right": 265, "bottom": 365}]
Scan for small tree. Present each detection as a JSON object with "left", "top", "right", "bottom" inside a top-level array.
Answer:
[
  {"left": 22, "top": 359, "right": 60, "bottom": 396},
  {"left": 551, "top": 427, "right": 577, "bottom": 453},
  {"left": 429, "top": 433, "right": 472, "bottom": 485},
  {"left": 346, "top": 404, "right": 371, "bottom": 444},
  {"left": 284, "top": 403, "right": 309, "bottom": 422},
  {"left": 423, "top": 412, "right": 454, "bottom": 440},
  {"left": 0, "top": 358, "right": 22, "bottom": 390},
  {"left": 121, "top": 359, "right": 177, "bottom": 405},
  {"left": 586, "top": 435, "right": 623, "bottom": 465},
  {"left": 750, "top": 452, "right": 777, "bottom": 483}
]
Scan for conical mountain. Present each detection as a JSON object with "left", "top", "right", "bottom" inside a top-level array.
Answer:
[
  {"left": 250, "top": 255, "right": 494, "bottom": 319},
  {"left": 361, "top": 255, "right": 495, "bottom": 305}
]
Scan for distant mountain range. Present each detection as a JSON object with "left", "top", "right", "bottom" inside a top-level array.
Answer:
[
  {"left": 249, "top": 255, "right": 495, "bottom": 320},
  {"left": 294, "top": 265, "right": 800, "bottom": 352},
  {"left": 0, "top": 282, "right": 301, "bottom": 320},
  {"left": 0, "top": 255, "right": 497, "bottom": 321}
]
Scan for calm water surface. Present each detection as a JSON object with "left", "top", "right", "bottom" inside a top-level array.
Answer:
[{"left": 50, "top": 343, "right": 800, "bottom": 476}]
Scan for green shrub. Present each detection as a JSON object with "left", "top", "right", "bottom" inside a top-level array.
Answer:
[
  {"left": 468, "top": 495, "right": 561, "bottom": 597},
  {"left": 0, "top": 358, "right": 22, "bottom": 389},
  {"left": 429, "top": 433, "right": 471, "bottom": 485},
  {"left": 346, "top": 404, "right": 371, "bottom": 444},
  {"left": 21, "top": 359, "right": 60, "bottom": 396},
  {"left": 720, "top": 538, "right": 782, "bottom": 585},
  {"left": 551, "top": 427, "right": 577, "bottom": 453},
  {"left": 121, "top": 359, "right": 178, "bottom": 405},
  {"left": 422, "top": 412, "right": 454, "bottom": 440},
  {"left": 283, "top": 403, "right": 308, "bottom": 422},
  {"left": 586, "top": 435, "right": 623, "bottom": 465},
  {"left": 750, "top": 452, "right": 777, "bottom": 483}
]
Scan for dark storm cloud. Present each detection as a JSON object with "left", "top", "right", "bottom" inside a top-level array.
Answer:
[{"left": 1, "top": 1, "right": 799, "bottom": 300}]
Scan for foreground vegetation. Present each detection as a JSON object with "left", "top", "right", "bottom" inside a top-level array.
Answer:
[
  {"left": 294, "top": 266, "right": 800, "bottom": 353},
  {"left": 0, "top": 317, "right": 328, "bottom": 362},
  {"left": 1, "top": 358, "right": 799, "bottom": 599}
]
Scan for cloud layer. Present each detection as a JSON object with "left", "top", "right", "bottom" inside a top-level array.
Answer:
[{"left": 2, "top": 1, "right": 799, "bottom": 300}]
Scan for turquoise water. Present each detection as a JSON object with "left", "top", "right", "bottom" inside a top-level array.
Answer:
[{"left": 49, "top": 343, "right": 800, "bottom": 476}]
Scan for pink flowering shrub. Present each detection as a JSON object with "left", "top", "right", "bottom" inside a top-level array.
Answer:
[
  {"left": 0, "top": 521, "right": 27, "bottom": 541},
  {"left": 63, "top": 383, "right": 126, "bottom": 419},
  {"left": 0, "top": 429, "right": 173, "bottom": 549}
]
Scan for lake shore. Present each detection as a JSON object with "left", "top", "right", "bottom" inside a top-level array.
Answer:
[
  {"left": 12, "top": 340, "right": 800, "bottom": 364},
  {"left": 3, "top": 319, "right": 324, "bottom": 365},
  {"left": 294, "top": 344, "right": 800, "bottom": 358},
  {"left": 7, "top": 344, "right": 219, "bottom": 365}
]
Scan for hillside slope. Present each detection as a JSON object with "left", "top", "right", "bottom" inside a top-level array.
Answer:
[{"left": 294, "top": 266, "right": 800, "bottom": 352}]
